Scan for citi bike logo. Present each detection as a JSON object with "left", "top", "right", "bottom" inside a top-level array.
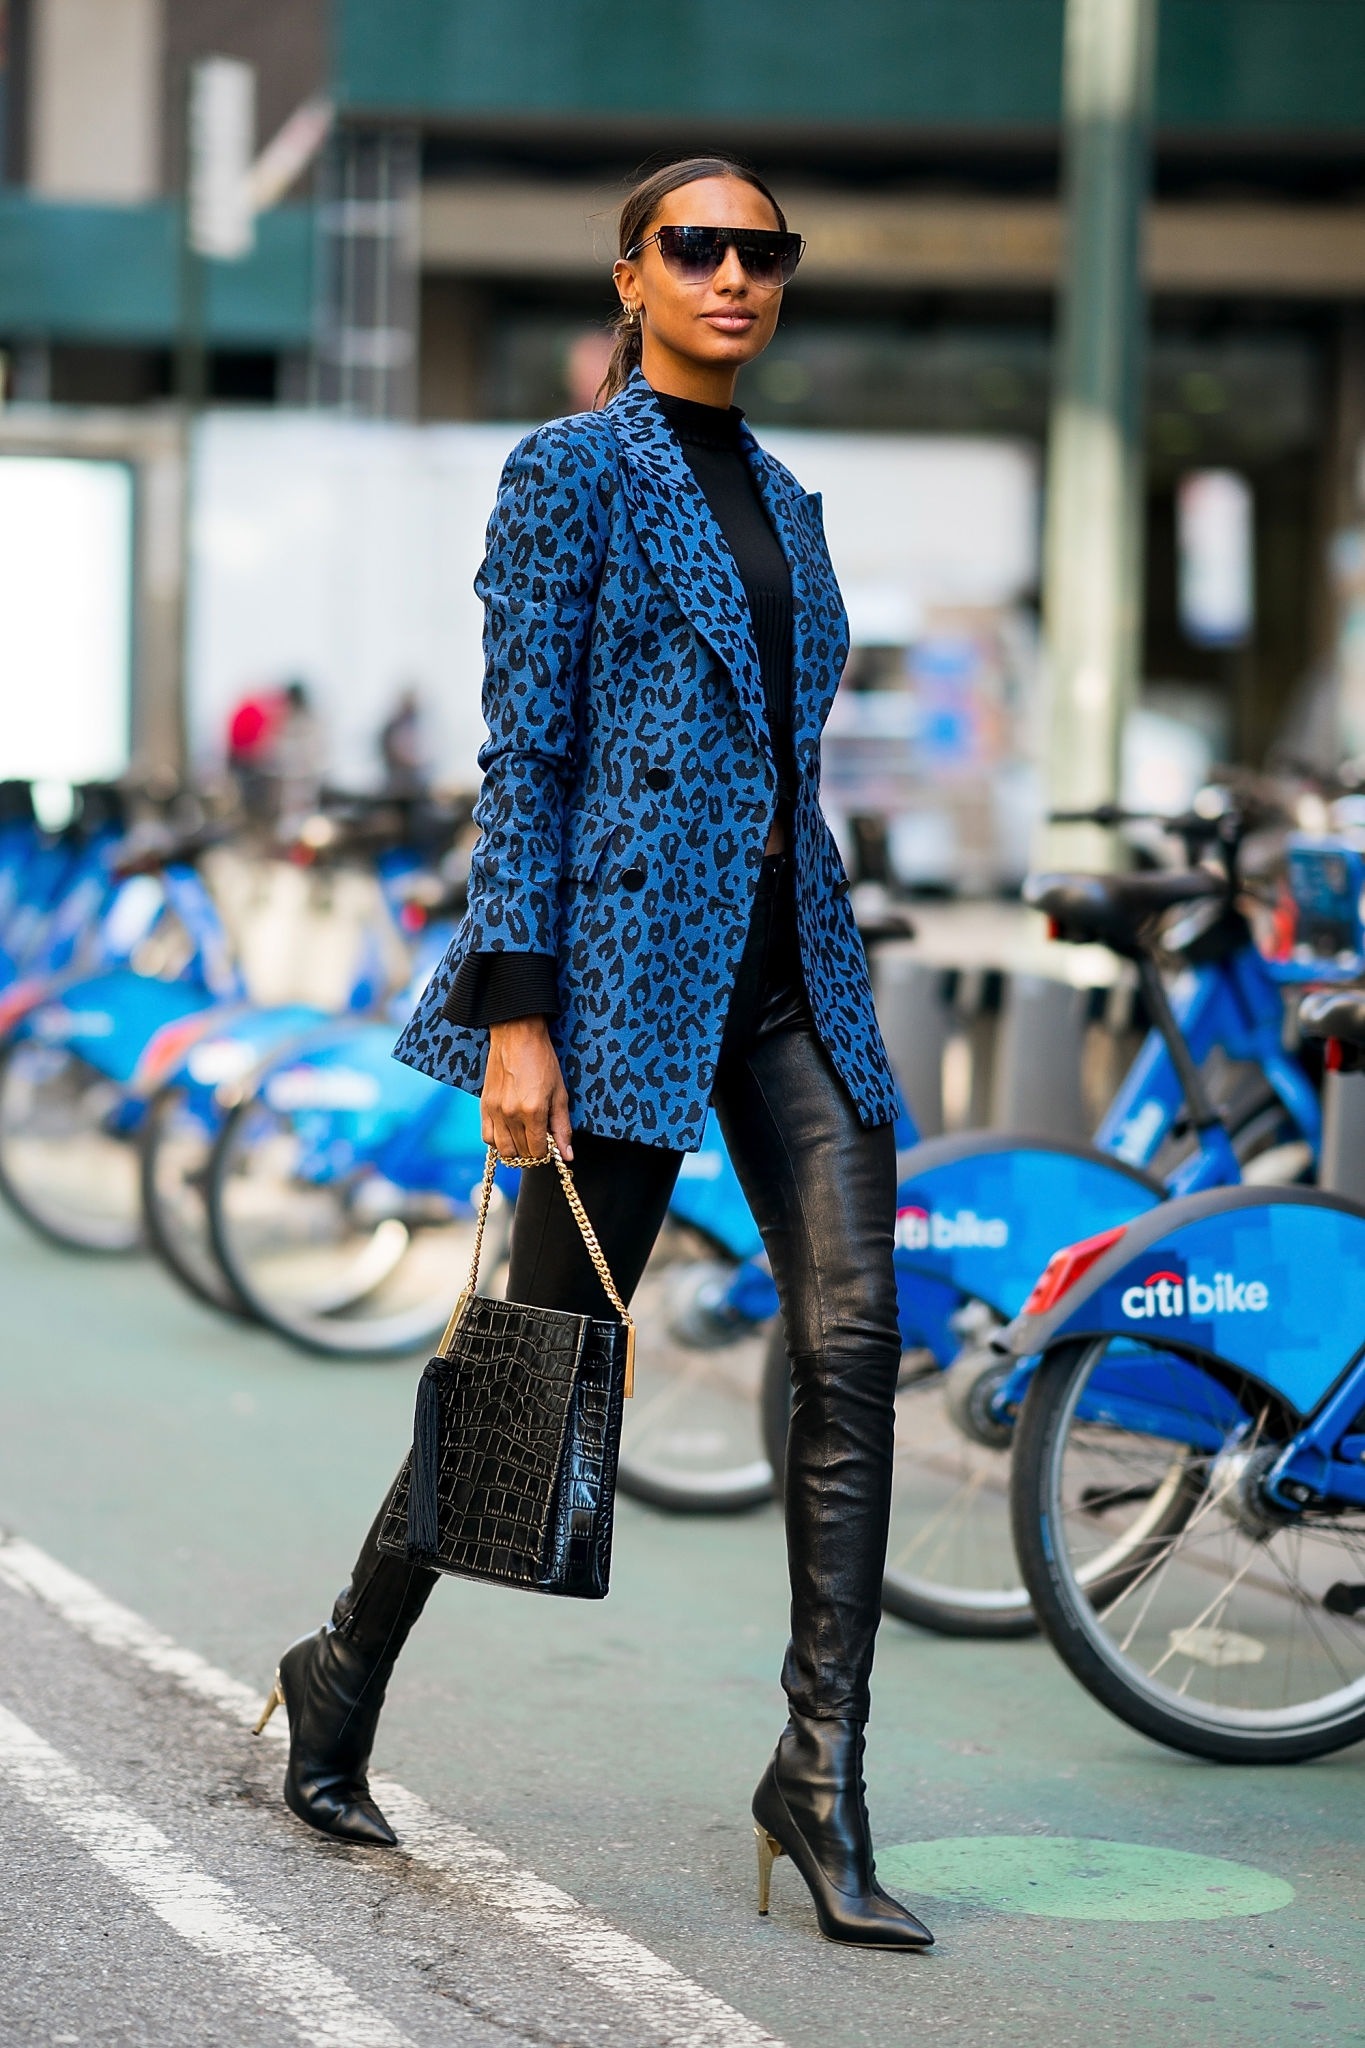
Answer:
[
  {"left": 1120, "top": 1268, "right": 1270, "bottom": 1320},
  {"left": 896, "top": 1205, "right": 1009, "bottom": 1253}
]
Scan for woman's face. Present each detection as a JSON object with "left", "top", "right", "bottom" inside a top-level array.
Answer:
[{"left": 613, "top": 176, "right": 785, "bottom": 388}]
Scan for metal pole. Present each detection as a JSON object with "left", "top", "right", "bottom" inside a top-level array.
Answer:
[{"left": 1038, "top": 0, "right": 1158, "bottom": 874}]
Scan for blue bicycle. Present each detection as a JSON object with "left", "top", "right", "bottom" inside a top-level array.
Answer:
[
  {"left": 997, "top": 979, "right": 1365, "bottom": 1762},
  {"left": 135, "top": 804, "right": 464, "bottom": 1316},
  {"left": 0, "top": 794, "right": 453, "bottom": 1261},
  {"left": 755, "top": 792, "right": 1341, "bottom": 1636},
  {"left": 0, "top": 819, "right": 243, "bottom": 1252}
]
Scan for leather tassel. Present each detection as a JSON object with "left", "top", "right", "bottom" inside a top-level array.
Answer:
[{"left": 407, "top": 1358, "right": 446, "bottom": 1554}]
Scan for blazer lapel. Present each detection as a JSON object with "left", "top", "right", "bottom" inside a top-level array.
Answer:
[
  {"left": 605, "top": 374, "right": 771, "bottom": 758},
  {"left": 741, "top": 431, "right": 851, "bottom": 752}
]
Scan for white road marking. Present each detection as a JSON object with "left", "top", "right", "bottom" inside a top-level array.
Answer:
[
  {"left": 0, "top": 1532, "right": 785, "bottom": 2048},
  {"left": 0, "top": 1701, "right": 415, "bottom": 2048}
]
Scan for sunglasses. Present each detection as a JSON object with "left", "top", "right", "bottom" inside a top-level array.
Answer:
[{"left": 626, "top": 225, "right": 805, "bottom": 290}]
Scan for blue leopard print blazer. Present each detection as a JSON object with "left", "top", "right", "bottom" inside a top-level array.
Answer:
[{"left": 392, "top": 368, "right": 898, "bottom": 1150}]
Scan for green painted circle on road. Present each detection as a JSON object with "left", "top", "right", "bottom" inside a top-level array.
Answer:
[{"left": 878, "top": 1837, "right": 1294, "bottom": 1922}]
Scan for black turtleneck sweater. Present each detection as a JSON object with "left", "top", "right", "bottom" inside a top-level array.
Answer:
[
  {"left": 444, "top": 388, "right": 796, "bottom": 1029},
  {"left": 653, "top": 391, "right": 796, "bottom": 808}
]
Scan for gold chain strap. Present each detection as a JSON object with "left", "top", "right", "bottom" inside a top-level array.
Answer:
[{"left": 439, "top": 1139, "right": 636, "bottom": 1396}]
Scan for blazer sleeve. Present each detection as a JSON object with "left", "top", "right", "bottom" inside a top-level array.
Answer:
[{"left": 463, "top": 418, "right": 613, "bottom": 960}]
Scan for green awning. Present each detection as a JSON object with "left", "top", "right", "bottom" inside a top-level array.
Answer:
[{"left": 0, "top": 198, "right": 313, "bottom": 346}]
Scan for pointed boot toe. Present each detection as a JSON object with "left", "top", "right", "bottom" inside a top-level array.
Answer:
[{"left": 283, "top": 1772, "right": 397, "bottom": 1847}]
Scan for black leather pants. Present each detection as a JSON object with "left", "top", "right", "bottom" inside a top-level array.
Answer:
[{"left": 338, "top": 856, "right": 900, "bottom": 1722}]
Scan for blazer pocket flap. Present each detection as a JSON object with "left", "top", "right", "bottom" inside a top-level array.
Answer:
[{"left": 563, "top": 812, "right": 621, "bottom": 882}]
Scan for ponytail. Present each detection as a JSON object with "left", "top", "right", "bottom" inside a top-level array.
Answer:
[
  {"left": 597, "top": 305, "right": 643, "bottom": 407},
  {"left": 593, "top": 153, "right": 786, "bottom": 409}
]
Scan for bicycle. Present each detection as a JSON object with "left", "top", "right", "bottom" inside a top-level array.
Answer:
[
  {"left": 136, "top": 799, "right": 467, "bottom": 1315},
  {"left": 0, "top": 818, "right": 245, "bottom": 1252},
  {"left": 758, "top": 788, "right": 1336, "bottom": 1637},
  {"left": 996, "top": 977, "right": 1365, "bottom": 1762}
]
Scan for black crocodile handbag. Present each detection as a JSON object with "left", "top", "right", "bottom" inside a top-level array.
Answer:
[{"left": 376, "top": 1140, "right": 635, "bottom": 1600}]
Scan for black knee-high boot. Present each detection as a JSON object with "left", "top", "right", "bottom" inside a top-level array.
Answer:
[
  {"left": 256, "top": 1484, "right": 437, "bottom": 1846},
  {"left": 751, "top": 1342, "right": 933, "bottom": 1948}
]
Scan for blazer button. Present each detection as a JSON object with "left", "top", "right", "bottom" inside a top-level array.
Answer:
[
  {"left": 644, "top": 767, "right": 672, "bottom": 791},
  {"left": 620, "top": 863, "right": 647, "bottom": 891}
]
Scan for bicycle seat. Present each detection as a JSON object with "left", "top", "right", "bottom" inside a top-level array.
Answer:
[
  {"left": 1025, "top": 869, "right": 1226, "bottom": 958},
  {"left": 1299, "top": 987, "right": 1365, "bottom": 1051}
]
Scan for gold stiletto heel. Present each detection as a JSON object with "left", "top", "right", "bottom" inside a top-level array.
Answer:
[
  {"left": 253, "top": 1674, "right": 285, "bottom": 1735},
  {"left": 755, "top": 1824, "right": 785, "bottom": 1915}
]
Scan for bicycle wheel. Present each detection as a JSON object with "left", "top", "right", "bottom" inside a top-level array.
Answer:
[
  {"left": 615, "top": 1222, "right": 775, "bottom": 1513},
  {"left": 207, "top": 1093, "right": 505, "bottom": 1358},
  {"left": 0, "top": 1038, "right": 142, "bottom": 1252},
  {"left": 140, "top": 1085, "right": 249, "bottom": 1316},
  {"left": 1012, "top": 1336, "right": 1365, "bottom": 1762}
]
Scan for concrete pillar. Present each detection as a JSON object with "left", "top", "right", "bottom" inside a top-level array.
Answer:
[
  {"left": 1039, "top": 0, "right": 1158, "bottom": 875},
  {"left": 873, "top": 944, "right": 949, "bottom": 1137},
  {"left": 991, "top": 973, "right": 1091, "bottom": 1139},
  {"left": 949, "top": 969, "right": 1003, "bottom": 1131},
  {"left": 1319, "top": 1071, "right": 1365, "bottom": 1203}
]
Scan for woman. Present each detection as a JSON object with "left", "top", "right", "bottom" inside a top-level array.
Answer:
[{"left": 260, "top": 155, "right": 933, "bottom": 1952}]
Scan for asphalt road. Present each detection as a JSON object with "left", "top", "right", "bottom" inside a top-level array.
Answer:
[{"left": 0, "top": 1203, "right": 1362, "bottom": 2048}]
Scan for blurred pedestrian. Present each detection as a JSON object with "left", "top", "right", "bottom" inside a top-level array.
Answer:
[
  {"left": 378, "top": 686, "right": 430, "bottom": 797},
  {"left": 259, "top": 157, "right": 932, "bottom": 1951},
  {"left": 225, "top": 684, "right": 285, "bottom": 822},
  {"left": 269, "top": 679, "right": 325, "bottom": 834}
]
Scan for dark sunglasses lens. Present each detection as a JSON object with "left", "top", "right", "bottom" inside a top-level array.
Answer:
[
  {"left": 655, "top": 227, "right": 727, "bottom": 279},
  {"left": 734, "top": 234, "right": 803, "bottom": 286}
]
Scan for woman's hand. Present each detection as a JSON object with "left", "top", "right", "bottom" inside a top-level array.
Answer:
[{"left": 482, "top": 1017, "right": 573, "bottom": 1163}]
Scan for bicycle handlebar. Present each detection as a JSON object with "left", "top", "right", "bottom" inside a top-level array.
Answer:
[
  {"left": 1048, "top": 804, "right": 1159, "bottom": 829},
  {"left": 1048, "top": 783, "right": 1297, "bottom": 882},
  {"left": 111, "top": 824, "right": 230, "bottom": 878}
]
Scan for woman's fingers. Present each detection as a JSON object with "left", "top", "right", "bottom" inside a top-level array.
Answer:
[
  {"left": 519, "top": 1099, "right": 549, "bottom": 1160},
  {"left": 550, "top": 1080, "right": 574, "bottom": 1163},
  {"left": 486, "top": 1102, "right": 551, "bottom": 1161}
]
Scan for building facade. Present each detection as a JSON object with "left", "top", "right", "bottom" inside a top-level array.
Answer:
[{"left": 1, "top": 0, "right": 1364, "bottom": 758}]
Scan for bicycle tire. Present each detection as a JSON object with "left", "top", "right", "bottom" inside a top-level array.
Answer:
[
  {"left": 139, "top": 1085, "right": 251, "bottom": 1318},
  {"left": 1011, "top": 1337, "right": 1365, "bottom": 1763},
  {"left": 0, "top": 1038, "right": 143, "bottom": 1254},
  {"left": 207, "top": 1092, "right": 498, "bottom": 1360},
  {"left": 615, "top": 1227, "right": 776, "bottom": 1514}
]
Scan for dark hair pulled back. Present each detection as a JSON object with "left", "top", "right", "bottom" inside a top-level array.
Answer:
[{"left": 596, "top": 155, "right": 786, "bottom": 407}]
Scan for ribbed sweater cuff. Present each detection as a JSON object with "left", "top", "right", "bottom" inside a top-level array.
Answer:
[{"left": 441, "top": 951, "right": 560, "bottom": 1027}]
